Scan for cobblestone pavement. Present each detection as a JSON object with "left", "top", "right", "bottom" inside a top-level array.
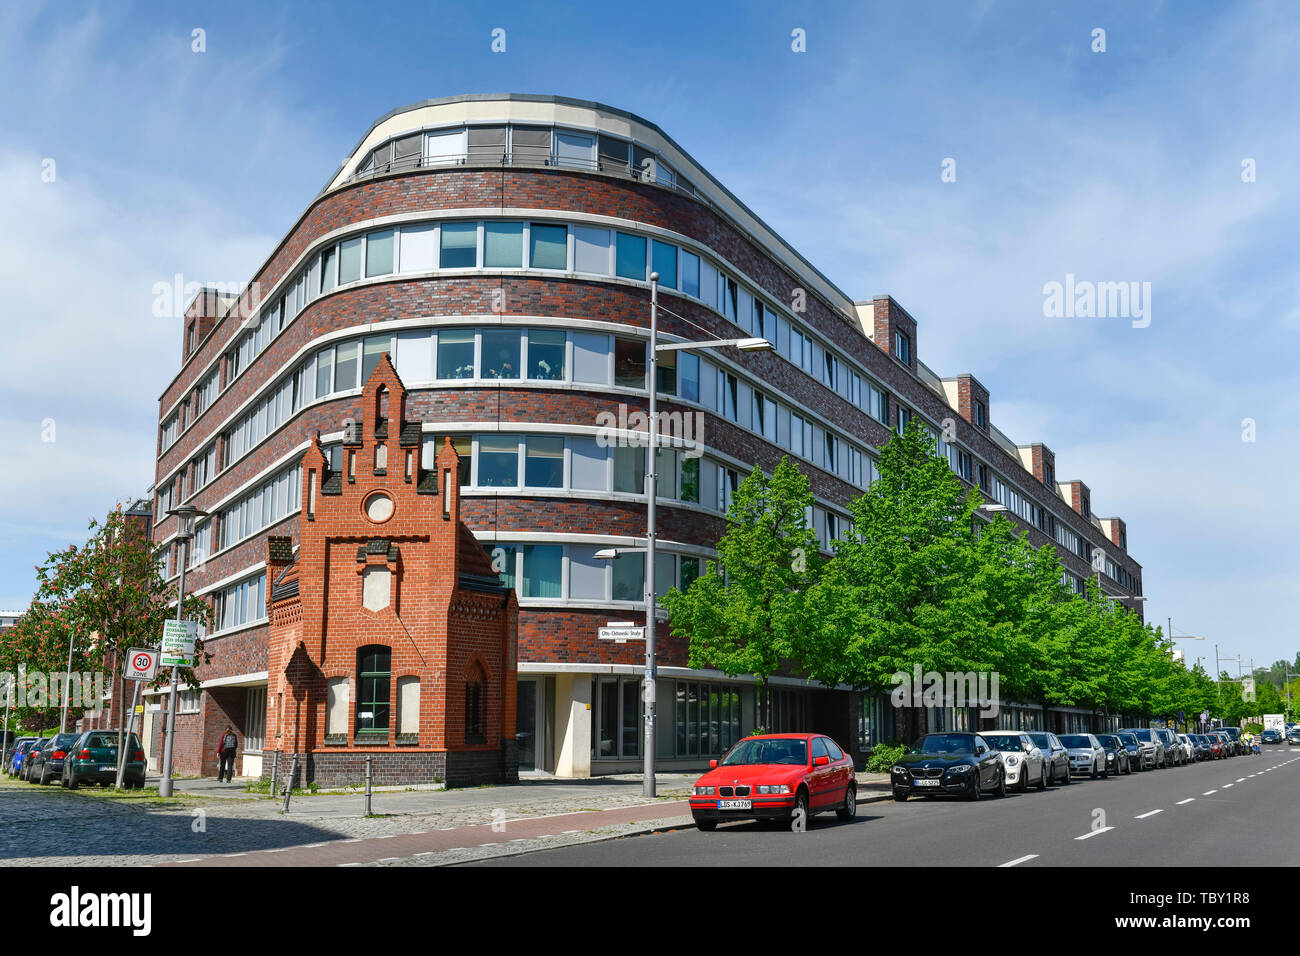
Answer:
[
  {"left": 0, "top": 774, "right": 696, "bottom": 866},
  {"left": 0, "top": 772, "right": 891, "bottom": 866}
]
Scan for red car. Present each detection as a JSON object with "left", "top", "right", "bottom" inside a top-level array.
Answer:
[{"left": 689, "top": 733, "right": 857, "bottom": 832}]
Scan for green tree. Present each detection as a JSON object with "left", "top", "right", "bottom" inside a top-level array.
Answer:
[
  {"left": 661, "top": 456, "right": 821, "bottom": 731},
  {"left": 25, "top": 503, "right": 212, "bottom": 758}
]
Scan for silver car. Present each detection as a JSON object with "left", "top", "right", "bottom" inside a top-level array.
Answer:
[
  {"left": 1025, "top": 731, "right": 1072, "bottom": 786},
  {"left": 981, "top": 731, "right": 1048, "bottom": 791},
  {"left": 1059, "top": 733, "right": 1108, "bottom": 779}
]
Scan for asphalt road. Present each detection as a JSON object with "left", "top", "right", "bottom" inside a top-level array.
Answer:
[{"left": 470, "top": 748, "right": 1300, "bottom": 866}]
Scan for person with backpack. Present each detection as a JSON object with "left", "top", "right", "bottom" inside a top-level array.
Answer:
[{"left": 217, "top": 726, "right": 239, "bottom": 782}]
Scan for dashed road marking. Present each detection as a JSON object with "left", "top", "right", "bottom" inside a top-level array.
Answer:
[
  {"left": 999, "top": 854, "right": 1038, "bottom": 867},
  {"left": 1177, "top": 798, "right": 1195, "bottom": 805},
  {"left": 1203, "top": 790, "right": 1217, "bottom": 795},
  {"left": 1075, "top": 827, "right": 1113, "bottom": 841},
  {"left": 1135, "top": 809, "right": 1164, "bottom": 819}
]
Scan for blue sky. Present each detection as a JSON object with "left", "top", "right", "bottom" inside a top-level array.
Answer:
[{"left": 1, "top": 0, "right": 1296, "bottom": 673}]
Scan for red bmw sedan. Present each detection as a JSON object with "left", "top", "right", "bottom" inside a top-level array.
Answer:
[{"left": 689, "top": 733, "right": 857, "bottom": 832}]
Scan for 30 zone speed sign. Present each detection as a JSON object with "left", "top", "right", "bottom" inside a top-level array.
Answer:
[{"left": 124, "top": 648, "right": 159, "bottom": 681}]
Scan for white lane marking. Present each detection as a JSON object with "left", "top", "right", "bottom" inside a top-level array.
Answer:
[
  {"left": 1236, "top": 778, "right": 1246, "bottom": 782},
  {"left": 999, "top": 854, "right": 1038, "bottom": 867},
  {"left": 377, "top": 856, "right": 400, "bottom": 862},
  {"left": 1177, "top": 798, "right": 1195, "bottom": 805},
  {"left": 223, "top": 852, "right": 247, "bottom": 857},
  {"left": 303, "top": 842, "right": 326, "bottom": 848},
  {"left": 171, "top": 858, "right": 201, "bottom": 863},
  {"left": 1135, "top": 809, "right": 1164, "bottom": 819},
  {"left": 1075, "top": 827, "right": 1113, "bottom": 840},
  {"left": 1223, "top": 783, "right": 1234, "bottom": 788},
  {"left": 1203, "top": 790, "right": 1218, "bottom": 795}
]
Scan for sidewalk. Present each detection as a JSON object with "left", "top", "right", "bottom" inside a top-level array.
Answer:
[{"left": 155, "top": 771, "right": 893, "bottom": 866}]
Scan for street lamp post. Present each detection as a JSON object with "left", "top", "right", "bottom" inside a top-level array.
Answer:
[
  {"left": 158, "top": 505, "right": 207, "bottom": 798},
  {"left": 617, "top": 274, "right": 772, "bottom": 798},
  {"left": 643, "top": 273, "right": 660, "bottom": 798}
]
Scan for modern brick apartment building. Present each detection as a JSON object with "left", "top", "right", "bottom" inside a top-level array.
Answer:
[{"left": 148, "top": 94, "right": 1143, "bottom": 780}]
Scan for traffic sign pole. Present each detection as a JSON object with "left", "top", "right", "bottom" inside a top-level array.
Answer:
[
  {"left": 158, "top": 539, "right": 188, "bottom": 798},
  {"left": 115, "top": 680, "right": 141, "bottom": 790}
]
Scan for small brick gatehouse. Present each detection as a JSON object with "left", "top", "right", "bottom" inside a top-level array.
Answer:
[{"left": 262, "top": 355, "right": 518, "bottom": 787}]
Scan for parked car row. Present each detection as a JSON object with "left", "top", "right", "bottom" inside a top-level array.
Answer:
[
  {"left": 886, "top": 726, "right": 1251, "bottom": 804},
  {"left": 3, "top": 730, "right": 146, "bottom": 789}
]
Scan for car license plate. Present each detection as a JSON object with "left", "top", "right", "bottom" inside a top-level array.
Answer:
[
  {"left": 914, "top": 779, "right": 940, "bottom": 787},
  {"left": 717, "top": 799, "right": 752, "bottom": 810},
  {"left": 98, "top": 764, "right": 115, "bottom": 771}
]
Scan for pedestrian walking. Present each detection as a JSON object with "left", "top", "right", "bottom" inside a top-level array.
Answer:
[{"left": 217, "top": 726, "right": 239, "bottom": 782}]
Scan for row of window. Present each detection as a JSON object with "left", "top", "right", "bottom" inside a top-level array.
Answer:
[
  {"left": 324, "top": 648, "right": 475, "bottom": 743},
  {"left": 351, "top": 124, "right": 693, "bottom": 195},
  {"left": 212, "top": 573, "right": 267, "bottom": 633},
  {"left": 483, "top": 542, "right": 699, "bottom": 603},
  {"left": 171, "top": 210, "right": 899, "bottom": 481}
]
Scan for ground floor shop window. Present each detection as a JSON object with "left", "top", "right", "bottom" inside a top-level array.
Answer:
[
  {"left": 593, "top": 677, "right": 642, "bottom": 759},
  {"left": 859, "top": 695, "right": 894, "bottom": 749},
  {"left": 673, "top": 681, "right": 743, "bottom": 757}
]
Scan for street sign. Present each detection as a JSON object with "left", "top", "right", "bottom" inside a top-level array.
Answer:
[
  {"left": 124, "top": 647, "right": 159, "bottom": 681},
  {"left": 598, "top": 626, "right": 645, "bottom": 643},
  {"left": 160, "top": 620, "right": 198, "bottom": 667}
]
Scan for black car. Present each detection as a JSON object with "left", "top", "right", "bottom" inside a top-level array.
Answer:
[
  {"left": 1117, "top": 732, "right": 1147, "bottom": 770},
  {"left": 891, "top": 733, "right": 1006, "bottom": 801},
  {"left": 1260, "top": 729, "right": 1282, "bottom": 745},
  {"left": 1095, "top": 734, "right": 1133, "bottom": 775},
  {"left": 26, "top": 733, "right": 83, "bottom": 785}
]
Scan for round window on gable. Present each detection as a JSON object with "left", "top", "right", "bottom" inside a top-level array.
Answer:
[{"left": 364, "top": 491, "right": 394, "bottom": 523}]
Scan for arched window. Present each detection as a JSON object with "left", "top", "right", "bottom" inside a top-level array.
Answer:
[
  {"left": 357, "top": 646, "right": 391, "bottom": 736},
  {"left": 466, "top": 661, "right": 487, "bottom": 745}
]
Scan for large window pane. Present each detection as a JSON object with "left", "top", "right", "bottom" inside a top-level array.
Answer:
[
  {"left": 567, "top": 547, "right": 606, "bottom": 600},
  {"left": 680, "top": 456, "right": 700, "bottom": 503},
  {"left": 437, "top": 330, "right": 475, "bottom": 379},
  {"left": 570, "top": 437, "right": 606, "bottom": 490},
  {"left": 393, "top": 331, "right": 433, "bottom": 382},
  {"left": 362, "top": 334, "right": 389, "bottom": 384},
  {"left": 335, "top": 342, "right": 359, "bottom": 391},
  {"left": 656, "top": 347, "right": 676, "bottom": 395},
  {"left": 615, "top": 233, "right": 646, "bottom": 280},
  {"left": 612, "top": 552, "right": 645, "bottom": 601},
  {"left": 440, "top": 222, "right": 478, "bottom": 268},
  {"left": 484, "top": 222, "right": 523, "bottom": 268},
  {"left": 555, "top": 130, "right": 595, "bottom": 169},
  {"left": 338, "top": 237, "right": 362, "bottom": 284},
  {"left": 365, "top": 229, "right": 395, "bottom": 277},
  {"left": 613, "top": 445, "right": 645, "bottom": 494},
  {"left": 484, "top": 544, "right": 517, "bottom": 590},
  {"left": 398, "top": 224, "right": 436, "bottom": 273},
  {"left": 681, "top": 251, "right": 700, "bottom": 297},
  {"left": 680, "top": 352, "right": 700, "bottom": 403},
  {"left": 522, "top": 545, "right": 562, "bottom": 598},
  {"left": 481, "top": 328, "right": 521, "bottom": 379},
  {"left": 529, "top": 223, "right": 567, "bottom": 269},
  {"left": 315, "top": 346, "right": 334, "bottom": 396},
  {"left": 524, "top": 435, "right": 564, "bottom": 487},
  {"left": 614, "top": 338, "right": 646, "bottom": 388},
  {"left": 573, "top": 226, "right": 611, "bottom": 275},
  {"left": 651, "top": 240, "right": 677, "bottom": 289},
  {"left": 477, "top": 435, "right": 519, "bottom": 487},
  {"left": 572, "top": 332, "right": 609, "bottom": 384},
  {"left": 320, "top": 247, "right": 337, "bottom": 292},
  {"left": 425, "top": 129, "right": 466, "bottom": 165},
  {"left": 527, "top": 329, "right": 566, "bottom": 381}
]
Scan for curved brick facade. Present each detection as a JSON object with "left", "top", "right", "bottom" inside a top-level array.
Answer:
[{"left": 146, "top": 95, "right": 1143, "bottom": 781}]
